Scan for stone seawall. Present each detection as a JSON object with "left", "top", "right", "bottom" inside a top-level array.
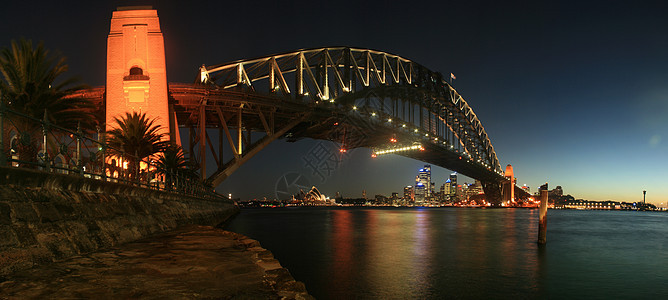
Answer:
[
  {"left": 0, "top": 167, "right": 238, "bottom": 276},
  {"left": 0, "top": 226, "right": 313, "bottom": 299}
]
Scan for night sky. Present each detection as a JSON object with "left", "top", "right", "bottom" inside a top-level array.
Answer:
[{"left": 2, "top": 1, "right": 668, "bottom": 204}]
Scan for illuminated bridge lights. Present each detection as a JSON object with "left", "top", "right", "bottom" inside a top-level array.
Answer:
[
  {"left": 373, "top": 144, "right": 424, "bottom": 156},
  {"left": 192, "top": 47, "right": 505, "bottom": 185}
]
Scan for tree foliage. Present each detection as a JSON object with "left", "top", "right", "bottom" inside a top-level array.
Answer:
[
  {"left": 0, "top": 38, "right": 95, "bottom": 129},
  {"left": 106, "top": 111, "right": 168, "bottom": 177},
  {"left": 0, "top": 39, "right": 95, "bottom": 165}
]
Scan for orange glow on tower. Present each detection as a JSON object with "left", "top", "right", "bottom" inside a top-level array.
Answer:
[
  {"left": 106, "top": 6, "right": 173, "bottom": 141},
  {"left": 504, "top": 164, "right": 515, "bottom": 202}
]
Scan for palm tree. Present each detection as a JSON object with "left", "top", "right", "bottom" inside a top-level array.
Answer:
[
  {"left": 106, "top": 112, "right": 168, "bottom": 180},
  {"left": 155, "top": 144, "right": 190, "bottom": 190},
  {"left": 0, "top": 39, "right": 95, "bottom": 165}
]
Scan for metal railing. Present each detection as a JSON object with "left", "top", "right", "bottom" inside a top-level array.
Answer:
[{"left": 0, "top": 102, "right": 228, "bottom": 202}]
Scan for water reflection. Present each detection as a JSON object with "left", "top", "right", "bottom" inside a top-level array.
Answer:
[
  {"left": 229, "top": 208, "right": 549, "bottom": 299},
  {"left": 328, "top": 209, "right": 354, "bottom": 298},
  {"left": 410, "top": 209, "right": 434, "bottom": 298},
  {"left": 325, "top": 208, "right": 544, "bottom": 298}
]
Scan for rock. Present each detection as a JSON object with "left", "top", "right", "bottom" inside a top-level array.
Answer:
[
  {"left": 0, "top": 226, "right": 313, "bottom": 299},
  {"left": 0, "top": 166, "right": 238, "bottom": 276}
]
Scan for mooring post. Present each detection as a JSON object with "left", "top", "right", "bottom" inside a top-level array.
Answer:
[{"left": 538, "top": 189, "right": 548, "bottom": 244}]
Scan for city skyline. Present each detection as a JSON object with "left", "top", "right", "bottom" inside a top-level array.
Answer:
[{"left": 2, "top": 1, "right": 668, "bottom": 204}]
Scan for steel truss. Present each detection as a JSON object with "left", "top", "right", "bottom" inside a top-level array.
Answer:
[{"left": 181, "top": 47, "right": 506, "bottom": 193}]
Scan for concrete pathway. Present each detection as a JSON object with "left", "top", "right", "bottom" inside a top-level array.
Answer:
[{"left": 0, "top": 226, "right": 312, "bottom": 299}]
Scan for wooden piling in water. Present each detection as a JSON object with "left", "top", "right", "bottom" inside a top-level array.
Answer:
[{"left": 538, "top": 190, "right": 548, "bottom": 244}]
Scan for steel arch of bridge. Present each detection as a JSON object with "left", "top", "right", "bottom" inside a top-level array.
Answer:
[{"left": 193, "top": 47, "right": 504, "bottom": 184}]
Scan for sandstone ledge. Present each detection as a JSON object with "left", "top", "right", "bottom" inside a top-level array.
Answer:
[
  {"left": 0, "top": 225, "right": 314, "bottom": 299},
  {"left": 0, "top": 167, "right": 238, "bottom": 276}
]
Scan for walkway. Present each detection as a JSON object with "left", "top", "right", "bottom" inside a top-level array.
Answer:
[{"left": 0, "top": 226, "right": 312, "bottom": 299}]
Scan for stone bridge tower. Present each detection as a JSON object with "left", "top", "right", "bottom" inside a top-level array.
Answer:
[
  {"left": 503, "top": 164, "right": 516, "bottom": 204},
  {"left": 106, "top": 6, "right": 177, "bottom": 142}
]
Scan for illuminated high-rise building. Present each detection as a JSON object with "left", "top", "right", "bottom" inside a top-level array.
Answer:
[
  {"left": 415, "top": 175, "right": 425, "bottom": 204},
  {"left": 403, "top": 186, "right": 414, "bottom": 202},
  {"left": 415, "top": 165, "right": 431, "bottom": 205},
  {"left": 443, "top": 179, "right": 452, "bottom": 201},
  {"left": 419, "top": 165, "right": 431, "bottom": 196},
  {"left": 470, "top": 180, "right": 483, "bottom": 194},
  {"left": 449, "top": 173, "right": 458, "bottom": 198}
]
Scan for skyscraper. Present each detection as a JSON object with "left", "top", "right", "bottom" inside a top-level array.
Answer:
[
  {"left": 403, "top": 186, "right": 414, "bottom": 202},
  {"left": 449, "top": 173, "right": 458, "bottom": 200},
  {"left": 443, "top": 179, "right": 452, "bottom": 201},
  {"left": 440, "top": 183, "right": 446, "bottom": 201},
  {"left": 415, "top": 165, "right": 432, "bottom": 205},
  {"left": 420, "top": 165, "right": 431, "bottom": 197},
  {"left": 415, "top": 175, "right": 425, "bottom": 204}
]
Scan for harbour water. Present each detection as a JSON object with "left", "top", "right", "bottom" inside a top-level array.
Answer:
[{"left": 226, "top": 207, "right": 668, "bottom": 299}]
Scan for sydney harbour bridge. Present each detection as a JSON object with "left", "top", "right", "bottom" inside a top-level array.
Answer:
[
  {"left": 173, "top": 47, "right": 531, "bottom": 204},
  {"left": 76, "top": 7, "right": 528, "bottom": 205}
]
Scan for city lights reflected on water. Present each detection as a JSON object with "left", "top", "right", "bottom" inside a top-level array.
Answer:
[
  {"left": 329, "top": 209, "right": 353, "bottom": 295},
  {"left": 227, "top": 208, "right": 668, "bottom": 299}
]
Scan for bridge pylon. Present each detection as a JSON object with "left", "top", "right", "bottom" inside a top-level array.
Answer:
[
  {"left": 481, "top": 180, "right": 503, "bottom": 206},
  {"left": 502, "top": 164, "right": 516, "bottom": 204},
  {"left": 106, "top": 6, "right": 179, "bottom": 144}
]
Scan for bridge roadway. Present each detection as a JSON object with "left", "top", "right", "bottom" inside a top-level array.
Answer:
[
  {"left": 168, "top": 83, "right": 531, "bottom": 202},
  {"left": 79, "top": 47, "right": 530, "bottom": 204},
  {"left": 168, "top": 84, "right": 501, "bottom": 182}
]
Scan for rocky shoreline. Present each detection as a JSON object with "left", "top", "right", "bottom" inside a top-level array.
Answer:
[{"left": 0, "top": 225, "right": 313, "bottom": 299}]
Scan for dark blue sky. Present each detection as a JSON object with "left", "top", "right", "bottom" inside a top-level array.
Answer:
[{"left": 2, "top": 1, "right": 668, "bottom": 204}]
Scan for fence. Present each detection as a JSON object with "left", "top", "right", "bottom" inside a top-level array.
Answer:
[{"left": 0, "top": 102, "right": 227, "bottom": 202}]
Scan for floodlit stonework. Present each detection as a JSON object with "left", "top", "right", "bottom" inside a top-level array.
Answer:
[{"left": 106, "top": 6, "right": 170, "bottom": 138}]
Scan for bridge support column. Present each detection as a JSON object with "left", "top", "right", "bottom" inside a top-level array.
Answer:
[
  {"left": 208, "top": 113, "right": 309, "bottom": 186},
  {"left": 199, "top": 104, "right": 206, "bottom": 180},
  {"left": 538, "top": 189, "right": 548, "bottom": 244},
  {"left": 481, "top": 181, "right": 503, "bottom": 206}
]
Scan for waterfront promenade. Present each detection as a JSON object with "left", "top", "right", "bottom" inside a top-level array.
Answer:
[{"left": 0, "top": 225, "right": 312, "bottom": 299}]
